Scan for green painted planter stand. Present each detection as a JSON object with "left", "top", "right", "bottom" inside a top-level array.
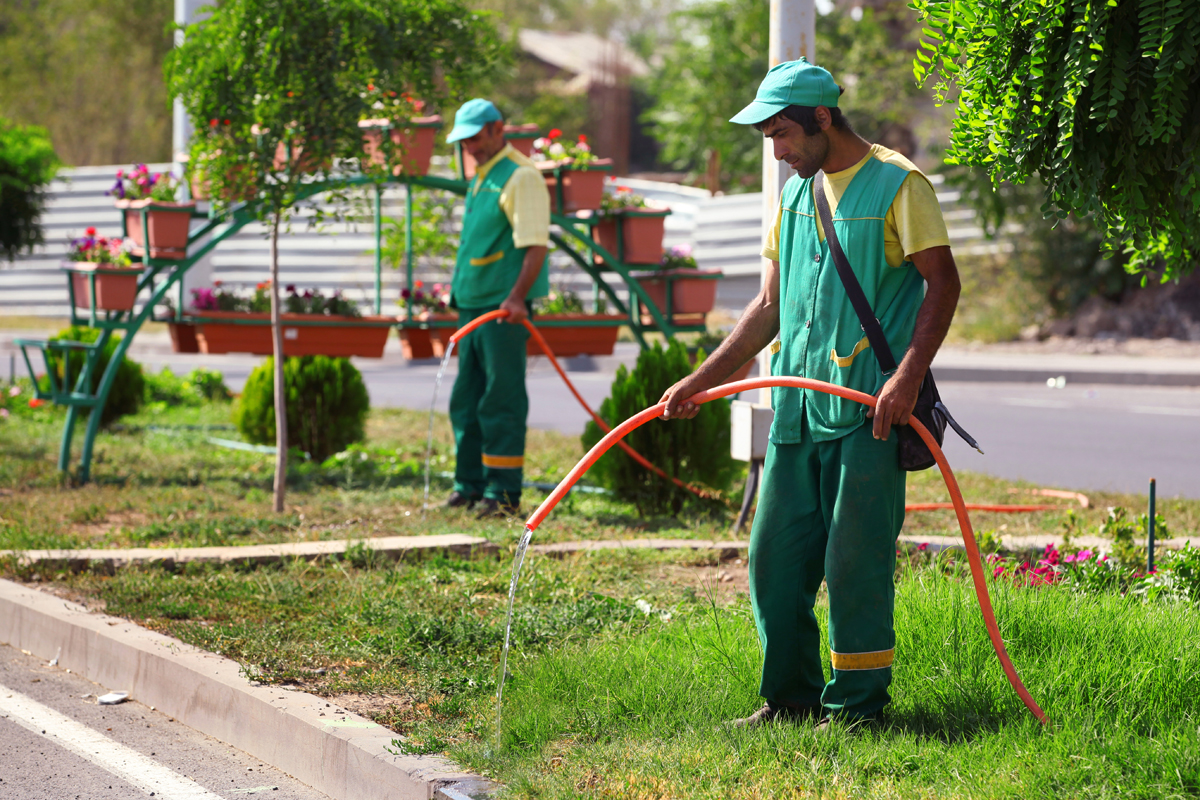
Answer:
[{"left": 19, "top": 168, "right": 711, "bottom": 483}]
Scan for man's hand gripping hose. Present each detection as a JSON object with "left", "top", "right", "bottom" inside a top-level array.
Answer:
[{"left": 519, "top": 375, "right": 1050, "bottom": 727}]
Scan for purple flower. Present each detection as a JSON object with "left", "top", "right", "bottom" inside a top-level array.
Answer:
[{"left": 286, "top": 284, "right": 297, "bottom": 294}]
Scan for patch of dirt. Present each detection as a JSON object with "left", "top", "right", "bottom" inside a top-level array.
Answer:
[
  {"left": 331, "top": 692, "right": 422, "bottom": 733},
  {"left": 654, "top": 560, "right": 750, "bottom": 596}
]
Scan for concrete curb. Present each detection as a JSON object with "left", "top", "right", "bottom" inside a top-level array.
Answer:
[
  {"left": 4, "top": 533, "right": 496, "bottom": 573},
  {"left": 0, "top": 579, "right": 495, "bottom": 800}
]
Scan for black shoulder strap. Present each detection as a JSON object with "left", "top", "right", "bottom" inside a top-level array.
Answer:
[{"left": 812, "top": 172, "right": 898, "bottom": 374}]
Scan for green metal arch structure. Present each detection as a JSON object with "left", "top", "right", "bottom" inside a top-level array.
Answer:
[{"left": 17, "top": 171, "right": 709, "bottom": 482}]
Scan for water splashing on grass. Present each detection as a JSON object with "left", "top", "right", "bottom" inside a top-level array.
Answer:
[{"left": 496, "top": 524, "right": 534, "bottom": 747}]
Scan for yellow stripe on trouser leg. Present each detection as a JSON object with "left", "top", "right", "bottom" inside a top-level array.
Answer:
[
  {"left": 481, "top": 454, "right": 524, "bottom": 469},
  {"left": 830, "top": 648, "right": 894, "bottom": 671}
]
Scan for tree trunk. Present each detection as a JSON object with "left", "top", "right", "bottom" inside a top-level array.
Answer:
[{"left": 270, "top": 213, "right": 287, "bottom": 513}]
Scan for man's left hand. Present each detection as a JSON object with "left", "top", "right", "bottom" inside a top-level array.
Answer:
[
  {"left": 499, "top": 294, "right": 528, "bottom": 325},
  {"left": 866, "top": 370, "right": 922, "bottom": 441}
]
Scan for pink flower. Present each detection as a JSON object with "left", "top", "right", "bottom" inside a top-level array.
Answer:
[
  {"left": 1076, "top": 550, "right": 1093, "bottom": 562},
  {"left": 992, "top": 564, "right": 1005, "bottom": 579},
  {"left": 8, "top": 386, "right": 20, "bottom": 398},
  {"left": 917, "top": 543, "right": 928, "bottom": 552},
  {"left": 0, "top": 408, "right": 9, "bottom": 419}
]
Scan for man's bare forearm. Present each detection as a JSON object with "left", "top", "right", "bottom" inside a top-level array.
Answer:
[
  {"left": 896, "top": 248, "right": 960, "bottom": 384},
  {"left": 690, "top": 283, "right": 780, "bottom": 385},
  {"left": 508, "top": 245, "right": 548, "bottom": 302}
]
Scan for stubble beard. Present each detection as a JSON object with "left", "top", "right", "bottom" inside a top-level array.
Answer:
[{"left": 790, "top": 132, "right": 830, "bottom": 179}]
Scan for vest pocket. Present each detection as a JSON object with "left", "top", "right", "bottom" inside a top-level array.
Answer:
[
  {"left": 829, "top": 335, "right": 870, "bottom": 368},
  {"left": 469, "top": 250, "right": 505, "bottom": 267}
]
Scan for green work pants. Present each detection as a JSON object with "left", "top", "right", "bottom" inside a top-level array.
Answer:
[
  {"left": 449, "top": 305, "right": 530, "bottom": 504},
  {"left": 748, "top": 419, "right": 906, "bottom": 719}
]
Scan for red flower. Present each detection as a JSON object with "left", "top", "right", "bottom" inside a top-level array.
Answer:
[
  {"left": 368, "top": 83, "right": 375, "bottom": 91},
  {"left": 548, "top": 128, "right": 562, "bottom": 140},
  {"left": 210, "top": 119, "right": 219, "bottom": 127},
  {"left": 577, "top": 134, "right": 587, "bottom": 143},
  {"left": 28, "top": 398, "right": 46, "bottom": 409},
  {"left": 223, "top": 119, "right": 230, "bottom": 125},
  {"left": 287, "top": 91, "right": 294, "bottom": 97},
  {"left": 85, "top": 227, "right": 96, "bottom": 236},
  {"left": 415, "top": 280, "right": 424, "bottom": 288}
]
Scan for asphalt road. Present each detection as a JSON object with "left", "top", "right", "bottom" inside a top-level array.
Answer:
[{"left": 0, "top": 642, "right": 330, "bottom": 800}]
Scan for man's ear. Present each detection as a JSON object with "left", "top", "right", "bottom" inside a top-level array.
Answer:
[{"left": 816, "top": 106, "right": 832, "bottom": 131}]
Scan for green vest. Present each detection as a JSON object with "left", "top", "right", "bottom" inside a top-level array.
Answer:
[
  {"left": 452, "top": 153, "right": 549, "bottom": 309},
  {"left": 770, "top": 156, "right": 927, "bottom": 444}
]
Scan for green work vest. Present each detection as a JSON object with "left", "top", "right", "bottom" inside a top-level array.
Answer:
[
  {"left": 452, "top": 152, "right": 549, "bottom": 309},
  {"left": 770, "top": 156, "right": 927, "bottom": 444}
]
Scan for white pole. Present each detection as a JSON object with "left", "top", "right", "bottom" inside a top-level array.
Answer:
[
  {"left": 759, "top": 0, "right": 815, "bottom": 404},
  {"left": 172, "top": 0, "right": 209, "bottom": 171}
]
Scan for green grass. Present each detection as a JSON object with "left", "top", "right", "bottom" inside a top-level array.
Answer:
[{"left": 2, "top": 394, "right": 1197, "bottom": 555}]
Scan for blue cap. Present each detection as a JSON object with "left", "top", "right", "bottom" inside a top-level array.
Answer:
[
  {"left": 730, "top": 58, "right": 840, "bottom": 125},
  {"left": 446, "top": 98, "right": 503, "bottom": 143}
]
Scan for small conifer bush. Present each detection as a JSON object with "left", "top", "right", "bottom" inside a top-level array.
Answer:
[
  {"left": 582, "top": 339, "right": 735, "bottom": 515},
  {"left": 235, "top": 355, "right": 369, "bottom": 462}
]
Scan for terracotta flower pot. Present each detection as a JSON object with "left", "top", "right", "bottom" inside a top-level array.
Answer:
[
  {"left": 168, "top": 322, "right": 200, "bottom": 353},
  {"left": 66, "top": 263, "right": 144, "bottom": 312},
  {"left": 594, "top": 210, "right": 668, "bottom": 265},
  {"left": 461, "top": 124, "right": 540, "bottom": 179},
  {"left": 400, "top": 312, "right": 458, "bottom": 360},
  {"left": 192, "top": 310, "right": 393, "bottom": 358},
  {"left": 527, "top": 314, "right": 623, "bottom": 357},
  {"left": 115, "top": 199, "right": 195, "bottom": 260},
  {"left": 540, "top": 159, "right": 613, "bottom": 213},
  {"left": 632, "top": 268, "right": 722, "bottom": 324},
  {"left": 271, "top": 138, "right": 334, "bottom": 174},
  {"left": 360, "top": 116, "right": 443, "bottom": 176}
]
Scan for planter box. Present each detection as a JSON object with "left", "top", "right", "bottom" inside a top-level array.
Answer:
[
  {"left": 540, "top": 160, "right": 613, "bottom": 213},
  {"left": 461, "top": 124, "right": 540, "bottom": 179},
  {"left": 65, "top": 263, "right": 145, "bottom": 312},
  {"left": 116, "top": 199, "right": 195, "bottom": 260},
  {"left": 632, "top": 268, "right": 722, "bottom": 325},
  {"left": 168, "top": 322, "right": 200, "bottom": 353},
  {"left": 400, "top": 313, "right": 458, "bottom": 360},
  {"left": 192, "top": 310, "right": 393, "bottom": 358},
  {"left": 360, "top": 116, "right": 443, "bottom": 176},
  {"left": 528, "top": 314, "right": 623, "bottom": 357},
  {"left": 594, "top": 210, "right": 669, "bottom": 265}
]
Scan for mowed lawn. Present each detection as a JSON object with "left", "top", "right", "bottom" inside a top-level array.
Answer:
[{"left": 4, "top": 394, "right": 1200, "bottom": 798}]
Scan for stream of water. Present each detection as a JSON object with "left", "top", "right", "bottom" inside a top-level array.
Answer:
[
  {"left": 422, "top": 342, "right": 457, "bottom": 511},
  {"left": 495, "top": 524, "right": 534, "bottom": 745}
]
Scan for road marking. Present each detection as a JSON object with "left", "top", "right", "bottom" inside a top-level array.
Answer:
[
  {"left": 1002, "top": 398, "right": 1073, "bottom": 409},
  {"left": 1130, "top": 405, "right": 1200, "bottom": 417},
  {"left": 0, "top": 683, "right": 223, "bottom": 799}
]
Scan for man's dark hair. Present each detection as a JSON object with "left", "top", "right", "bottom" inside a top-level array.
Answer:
[{"left": 754, "top": 86, "right": 852, "bottom": 135}]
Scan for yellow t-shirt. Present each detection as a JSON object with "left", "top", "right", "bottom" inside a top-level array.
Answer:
[
  {"left": 472, "top": 143, "right": 550, "bottom": 249},
  {"left": 761, "top": 143, "right": 949, "bottom": 267}
]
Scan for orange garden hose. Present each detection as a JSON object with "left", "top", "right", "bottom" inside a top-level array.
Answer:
[
  {"left": 522, "top": 376, "right": 1050, "bottom": 726},
  {"left": 448, "top": 309, "right": 718, "bottom": 501}
]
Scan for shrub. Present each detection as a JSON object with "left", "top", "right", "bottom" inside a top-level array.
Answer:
[
  {"left": 45, "top": 327, "right": 143, "bottom": 426},
  {"left": 144, "top": 367, "right": 232, "bottom": 407},
  {"left": 235, "top": 356, "right": 369, "bottom": 462},
  {"left": 0, "top": 118, "right": 61, "bottom": 261},
  {"left": 581, "top": 339, "right": 735, "bottom": 516}
]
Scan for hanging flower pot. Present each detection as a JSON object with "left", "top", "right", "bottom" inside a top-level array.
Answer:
[
  {"left": 115, "top": 199, "right": 195, "bottom": 260},
  {"left": 360, "top": 116, "right": 443, "bottom": 176},
  {"left": 541, "top": 161, "right": 613, "bottom": 213},
  {"left": 594, "top": 209, "right": 670, "bottom": 265},
  {"left": 65, "top": 263, "right": 145, "bottom": 312},
  {"left": 631, "top": 268, "right": 723, "bottom": 325},
  {"left": 528, "top": 314, "right": 623, "bottom": 356}
]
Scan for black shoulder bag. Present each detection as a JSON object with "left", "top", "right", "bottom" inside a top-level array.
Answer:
[{"left": 813, "top": 172, "right": 982, "bottom": 471}]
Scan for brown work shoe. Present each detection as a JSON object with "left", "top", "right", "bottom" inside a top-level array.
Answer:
[
  {"left": 728, "top": 702, "right": 820, "bottom": 729},
  {"left": 442, "top": 491, "right": 482, "bottom": 509}
]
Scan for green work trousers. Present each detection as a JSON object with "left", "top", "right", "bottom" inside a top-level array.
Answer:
[
  {"left": 748, "top": 418, "right": 906, "bottom": 719},
  {"left": 449, "top": 305, "right": 530, "bottom": 504}
]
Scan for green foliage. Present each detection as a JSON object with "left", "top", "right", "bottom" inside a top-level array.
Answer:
[
  {"left": 0, "top": 0, "right": 173, "bottom": 166},
  {"left": 235, "top": 356, "right": 370, "bottom": 462},
  {"left": 644, "top": 2, "right": 932, "bottom": 191},
  {"left": 532, "top": 288, "right": 585, "bottom": 315},
  {"left": 166, "top": 0, "right": 507, "bottom": 221},
  {"left": 911, "top": 0, "right": 1200, "bottom": 280},
  {"left": 381, "top": 189, "right": 458, "bottom": 273},
  {"left": 0, "top": 118, "right": 61, "bottom": 261},
  {"left": 581, "top": 339, "right": 734, "bottom": 515},
  {"left": 144, "top": 367, "right": 232, "bottom": 409},
  {"left": 46, "top": 327, "right": 143, "bottom": 426},
  {"left": 946, "top": 167, "right": 1140, "bottom": 313}
]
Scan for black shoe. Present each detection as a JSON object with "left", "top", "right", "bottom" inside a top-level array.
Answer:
[
  {"left": 442, "top": 491, "right": 482, "bottom": 509},
  {"left": 474, "top": 497, "right": 520, "bottom": 519},
  {"left": 728, "top": 702, "right": 821, "bottom": 729}
]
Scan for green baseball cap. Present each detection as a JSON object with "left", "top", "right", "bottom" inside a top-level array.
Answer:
[
  {"left": 730, "top": 58, "right": 839, "bottom": 125},
  {"left": 446, "top": 98, "right": 503, "bottom": 143}
]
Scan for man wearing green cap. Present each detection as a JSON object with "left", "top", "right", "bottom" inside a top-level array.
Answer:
[
  {"left": 659, "top": 59, "right": 960, "bottom": 729},
  {"left": 443, "top": 98, "right": 550, "bottom": 518}
]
